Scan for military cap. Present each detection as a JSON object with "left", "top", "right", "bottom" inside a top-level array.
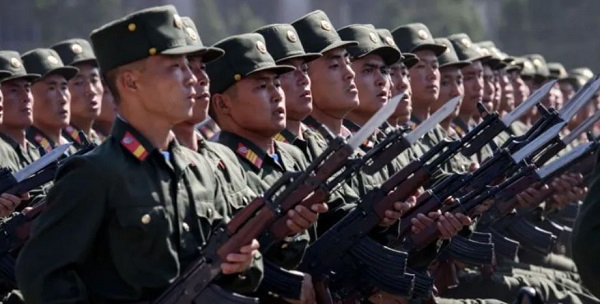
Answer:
[
  {"left": 434, "top": 37, "right": 470, "bottom": 69},
  {"left": 181, "top": 16, "right": 224, "bottom": 63},
  {"left": 90, "top": 5, "right": 206, "bottom": 73},
  {"left": 570, "top": 67, "right": 594, "bottom": 81},
  {"left": 206, "top": 33, "right": 295, "bottom": 95},
  {"left": 391, "top": 23, "right": 446, "bottom": 56},
  {"left": 254, "top": 23, "right": 321, "bottom": 64},
  {"left": 447, "top": 33, "right": 491, "bottom": 62},
  {"left": 51, "top": 38, "right": 97, "bottom": 67},
  {"left": 476, "top": 41, "right": 507, "bottom": 70},
  {"left": 0, "top": 70, "right": 10, "bottom": 79},
  {"left": 377, "top": 28, "right": 419, "bottom": 68},
  {"left": 292, "top": 10, "right": 357, "bottom": 54},
  {"left": 515, "top": 57, "right": 535, "bottom": 77},
  {"left": 337, "top": 24, "right": 402, "bottom": 66},
  {"left": 21, "top": 48, "right": 78, "bottom": 82},
  {"left": 547, "top": 62, "right": 570, "bottom": 80},
  {"left": 523, "top": 54, "right": 550, "bottom": 78},
  {"left": 0, "top": 51, "right": 40, "bottom": 83}
]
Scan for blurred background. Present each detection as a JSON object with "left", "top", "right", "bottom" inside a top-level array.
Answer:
[{"left": 0, "top": 0, "right": 597, "bottom": 71}]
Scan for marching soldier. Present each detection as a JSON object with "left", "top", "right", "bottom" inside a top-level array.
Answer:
[
  {"left": 16, "top": 6, "right": 263, "bottom": 302},
  {"left": 52, "top": 38, "right": 104, "bottom": 146},
  {"left": 21, "top": 48, "right": 78, "bottom": 154}
]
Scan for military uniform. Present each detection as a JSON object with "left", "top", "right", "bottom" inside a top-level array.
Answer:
[{"left": 15, "top": 7, "right": 264, "bottom": 302}]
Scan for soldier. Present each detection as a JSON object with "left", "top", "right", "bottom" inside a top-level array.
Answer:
[
  {"left": 91, "top": 83, "right": 116, "bottom": 139},
  {"left": 0, "top": 52, "right": 44, "bottom": 216},
  {"left": 255, "top": 22, "right": 362, "bottom": 235},
  {"left": 52, "top": 38, "right": 104, "bottom": 146},
  {"left": 21, "top": 48, "right": 78, "bottom": 154},
  {"left": 16, "top": 6, "right": 262, "bottom": 302}
]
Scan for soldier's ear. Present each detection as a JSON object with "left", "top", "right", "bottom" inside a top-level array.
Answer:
[
  {"left": 118, "top": 68, "right": 141, "bottom": 93},
  {"left": 212, "top": 93, "right": 231, "bottom": 116}
]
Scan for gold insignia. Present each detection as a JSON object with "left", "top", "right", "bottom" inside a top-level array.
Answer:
[
  {"left": 185, "top": 27, "right": 198, "bottom": 41},
  {"left": 173, "top": 14, "right": 183, "bottom": 29},
  {"left": 128, "top": 23, "right": 136, "bottom": 32},
  {"left": 442, "top": 43, "right": 450, "bottom": 54},
  {"left": 234, "top": 74, "right": 242, "bottom": 81},
  {"left": 141, "top": 214, "right": 151, "bottom": 224},
  {"left": 182, "top": 222, "right": 190, "bottom": 232},
  {"left": 10, "top": 58, "right": 21, "bottom": 68},
  {"left": 256, "top": 40, "right": 267, "bottom": 54},
  {"left": 524, "top": 61, "right": 534, "bottom": 71},
  {"left": 286, "top": 30, "right": 297, "bottom": 42},
  {"left": 71, "top": 43, "right": 83, "bottom": 54},
  {"left": 533, "top": 58, "right": 542, "bottom": 67},
  {"left": 478, "top": 46, "right": 489, "bottom": 56},
  {"left": 320, "top": 20, "right": 331, "bottom": 31},
  {"left": 417, "top": 29, "right": 428, "bottom": 40},
  {"left": 385, "top": 36, "right": 395, "bottom": 46},
  {"left": 460, "top": 38, "right": 471, "bottom": 48},
  {"left": 47, "top": 55, "right": 59, "bottom": 66},
  {"left": 369, "top": 32, "right": 379, "bottom": 43}
]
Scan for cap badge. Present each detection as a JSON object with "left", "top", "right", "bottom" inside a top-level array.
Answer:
[
  {"left": 173, "top": 14, "right": 183, "bottom": 29},
  {"left": 460, "top": 38, "right": 472, "bottom": 48},
  {"left": 186, "top": 27, "right": 198, "bottom": 41},
  {"left": 256, "top": 40, "right": 267, "bottom": 54},
  {"left": 369, "top": 32, "right": 379, "bottom": 43},
  {"left": 320, "top": 20, "right": 332, "bottom": 31},
  {"left": 10, "top": 58, "right": 21, "bottom": 68},
  {"left": 385, "top": 36, "right": 395, "bottom": 46},
  {"left": 417, "top": 29, "right": 428, "bottom": 40},
  {"left": 286, "top": 30, "right": 298, "bottom": 42},
  {"left": 47, "top": 55, "right": 59, "bottom": 66},
  {"left": 71, "top": 43, "right": 83, "bottom": 54}
]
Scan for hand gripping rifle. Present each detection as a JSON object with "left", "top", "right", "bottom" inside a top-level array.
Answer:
[{"left": 152, "top": 94, "right": 405, "bottom": 304}]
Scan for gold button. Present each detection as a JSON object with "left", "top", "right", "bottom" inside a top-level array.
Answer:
[
  {"left": 234, "top": 74, "right": 242, "bottom": 81},
  {"left": 128, "top": 23, "right": 136, "bottom": 32},
  {"left": 182, "top": 222, "right": 190, "bottom": 232},
  {"left": 149, "top": 48, "right": 157, "bottom": 55},
  {"left": 206, "top": 208, "right": 213, "bottom": 217},
  {"left": 281, "top": 243, "right": 288, "bottom": 249},
  {"left": 141, "top": 214, "right": 151, "bottom": 224}
]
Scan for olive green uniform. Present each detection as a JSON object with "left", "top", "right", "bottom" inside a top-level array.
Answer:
[{"left": 16, "top": 119, "right": 263, "bottom": 303}]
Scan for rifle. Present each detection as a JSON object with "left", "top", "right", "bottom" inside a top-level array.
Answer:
[
  {"left": 400, "top": 139, "right": 596, "bottom": 253},
  {"left": 152, "top": 94, "right": 405, "bottom": 304}
]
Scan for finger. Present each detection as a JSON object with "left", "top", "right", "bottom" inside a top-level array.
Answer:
[
  {"left": 288, "top": 209, "right": 313, "bottom": 230},
  {"left": 379, "top": 218, "right": 395, "bottom": 227},
  {"left": 393, "top": 202, "right": 412, "bottom": 213},
  {"left": 226, "top": 252, "right": 254, "bottom": 263},
  {"left": 294, "top": 206, "right": 319, "bottom": 224},
  {"left": 427, "top": 211, "right": 441, "bottom": 219},
  {"left": 445, "top": 212, "right": 463, "bottom": 231},
  {"left": 437, "top": 220, "right": 452, "bottom": 239},
  {"left": 220, "top": 262, "right": 243, "bottom": 274},
  {"left": 20, "top": 192, "right": 30, "bottom": 201},
  {"left": 384, "top": 210, "right": 402, "bottom": 220},
  {"left": 286, "top": 219, "right": 304, "bottom": 234},
  {"left": 454, "top": 213, "right": 473, "bottom": 226},
  {"left": 239, "top": 240, "right": 260, "bottom": 253},
  {"left": 310, "top": 202, "right": 328, "bottom": 214}
]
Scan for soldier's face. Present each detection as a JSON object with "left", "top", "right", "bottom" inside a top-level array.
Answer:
[
  {"left": 499, "top": 70, "right": 514, "bottom": 112},
  {"left": 225, "top": 71, "right": 286, "bottom": 137},
  {"left": 135, "top": 55, "right": 197, "bottom": 125},
  {"left": 509, "top": 71, "right": 529, "bottom": 107},
  {"left": 434, "top": 66, "right": 463, "bottom": 119},
  {"left": 0, "top": 79, "right": 33, "bottom": 129},
  {"left": 351, "top": 54, "right": 391, "bottom": 117},
  {"left": 97, "top": 85, "right": 116, "bottom": 124},
  {"left": 32, "top": 74, "right": 70, "bottom": 129},
  {"left": 279, "top": 58, "right": 312, "bottom": 121},
  {"left": 187, "top": 56, "right": 210, "bottom": 124},
  {"left": 559, "top": 81, "right": 575, "bottom": 102},
  {"left": 68, "top": 63, "right": 102, "bottom": 122},
  {"left": 460, "top": 61, "right": 483, "bottom": 118},
  {"left": 481, "top": 65, "right": 495, "bottom": 112},
  {"left": 307, "top": 47, "right": 358, "bottom": 119},
  {"left": 389, "top": 62, "right": 412, "bottom": 125},
  {"left": 409, "top": 50, "right": 439, "bottom": 108}
]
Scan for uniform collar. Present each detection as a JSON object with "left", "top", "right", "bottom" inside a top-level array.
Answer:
[
  {"left": 301, "top": 115, "right": 323, "bottom": 131},
  {"left": 26, "top": 126, "right": 56, "bottom": 154},
  {"left": 219, "top": 131, "right": 275, "bottom": 171},
  {"left": 274, "top": 128, "right": 297, "bottom": 144},
  {"left": 111, "top": 118, "right": 157, "bottom": 162},
  {"left": 62, "top": 124, "right": 84, "bottom": 145},
  {"left": 452, "top": 117, "right": 470, "bottom": 135}
]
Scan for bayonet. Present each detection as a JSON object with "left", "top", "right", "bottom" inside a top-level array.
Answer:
[
  {"left": 510, "top": 122, "right": 566, "bottom": 164},
  {"left": 403, "top": 95, "right": 461, "bottom": 144},
  {"left": 501, "top": 80, "right": 556, "bottom": 126},
  {"left": 559, "top": 74, "right": 600, "bottom": 120},
  {"left": 348, "top": 92, "right": 404, "bottom": 149},
  {"left": 562, "top": 110, "right": 600, "bottom": 145},
  {"left": 12, "top": 143, "right": 71, "bottom": 182}
]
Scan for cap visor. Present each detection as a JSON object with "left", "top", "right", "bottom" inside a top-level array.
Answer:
[
  {"left": 277, "top": 53, "right": 322, "bottom": 64},
  {"left": 0, "top": 73, "right": 41, "bottom": 83},
  {"left": 162, "top": 45, "right": 211, "bottom": 56},
  {"left": 71, "top": 58, "right": 98, "bottom": 67},
  {"left": 403, "top": 57, "right": 420, "bottom": 69},
  {"left": 247, "top": 64, "right": 296, "bottom": 77},
  {"left": 45, "top": 66, "right": 79, "bottom": 81},
  {"left": 413, "top": 44, "right": 447, "bottom": 57},
  {"left": 187, "top": 47, "right": 225, "bottom": 63},
  {"left": 440, "top": 60, "right": 471, "bottom": 69},
  {"left": 368, "top": 47, "right": 402, "bottom": 66},
  {"left": 321, "top": 40, "right": 359, "bottom": 54}
]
